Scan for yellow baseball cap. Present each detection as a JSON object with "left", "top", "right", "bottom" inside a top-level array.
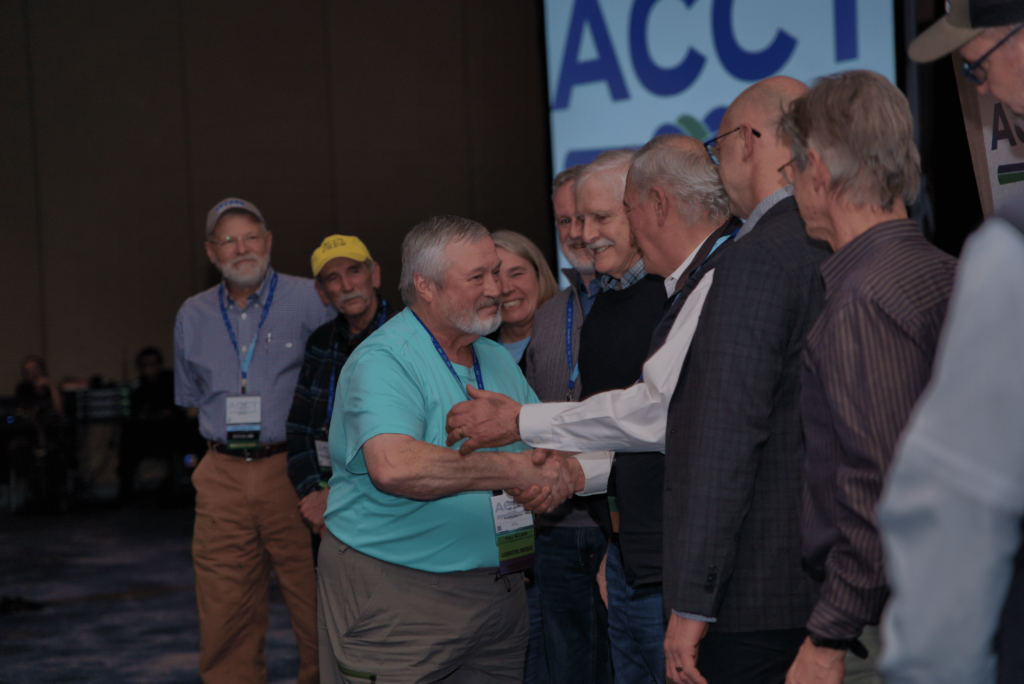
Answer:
[{"left": 311, "top": 235, "right": 373, "bottom": 278}]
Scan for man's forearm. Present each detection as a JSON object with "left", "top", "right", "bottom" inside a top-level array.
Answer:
[{"left": 364, "top": 434, "right": 573, "bottom": 501}]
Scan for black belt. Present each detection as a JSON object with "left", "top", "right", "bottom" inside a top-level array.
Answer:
[{"left": 208, "top": 440, "right": 287, "bottom": 461}]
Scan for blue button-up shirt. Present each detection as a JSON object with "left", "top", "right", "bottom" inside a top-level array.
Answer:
[
  {"left": 174, "top": 266, "right": 333, "bottom": 444},
  {"left": 574, "top": 269, "right": 602, "bottom": 316}
]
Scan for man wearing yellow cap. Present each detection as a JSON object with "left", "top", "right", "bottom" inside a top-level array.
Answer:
[{"left": 286, "top": 235, "right": 397, "bottom": 561}]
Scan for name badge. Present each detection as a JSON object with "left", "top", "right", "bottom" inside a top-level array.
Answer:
[
  {"left": 226, "top": 395, "right": 261, "bottom": 450},
  {"left": 315, "top": 440, "right": 331, "bottom": 467},
  {"left": 491, "top": 491, "right": 535, "bottom": 574}
]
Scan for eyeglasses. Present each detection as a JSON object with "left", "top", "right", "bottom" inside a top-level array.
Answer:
[
  {"left": 703, "top": 127, "right": 761, "bottom": 165},
  {"left": 207, "top": 233, "right": 266, "bottom": 252},
  {"left": 778, "top": 158, "right": 798, "bottom": 185},
  {"left": 961, "top": 23, "right": 1023, "bottom": 86}
]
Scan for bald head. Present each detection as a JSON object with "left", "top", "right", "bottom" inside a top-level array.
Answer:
[
  {"left": 722, "top": 76, "right": 808, "bottom": 139},
  {"left": 715, "top": 76, "right": 809, "bottom": 219}
]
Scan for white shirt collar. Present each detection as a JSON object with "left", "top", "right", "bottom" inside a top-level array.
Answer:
[{"left": 662, "top": 231, "right": 717, "bottom": 297}]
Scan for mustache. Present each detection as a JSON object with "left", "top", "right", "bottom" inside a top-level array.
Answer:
[
  {"left": 228, "top": 253, "right": 260, "bottom": 267},
  {"left": 338, "top": 290, "right": 369, "bottom": 304},
  {"left": 476, "top": 296, "right": 501, "bottom": 311},
  {"left": 586, "top": 238, "right": 615, "bottom": 253},
  {"left": 565, "top": 236, "right": 589, "bottom": 251}
]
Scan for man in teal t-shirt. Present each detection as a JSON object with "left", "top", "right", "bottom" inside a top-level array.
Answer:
[{"left": 318, "top": 216, "right": 582, "bottom": 684}]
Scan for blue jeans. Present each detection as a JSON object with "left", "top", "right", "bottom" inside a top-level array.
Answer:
[
  {"left": 524, "top": 571, "right": 549, "bottom": 684},
  {"left": 605, "top": 542, "right": 665, "bottom": 684},
  {"left": 534, "top": 526, "right": 611, "bottom": 684}
]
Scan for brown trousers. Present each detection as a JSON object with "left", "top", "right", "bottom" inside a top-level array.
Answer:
[{"left": 192, "top": 447, "right": 318, "bottom": 684}]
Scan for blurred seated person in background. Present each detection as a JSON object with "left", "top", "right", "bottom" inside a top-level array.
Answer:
[
  {"left": 118, "top": 346, "right": 188, "bottom": 504},
  {"left": 286, "top": 235, "right": 398, "bottom": 561},
  {"left": 488, "top": 230, "right": 559, "bottom": 367},
  {"left": 11, "top": 355, "right": 69, "bottom": 511},
  {"left": 15, "top": 355, "right": 64, "bottom": 419}
]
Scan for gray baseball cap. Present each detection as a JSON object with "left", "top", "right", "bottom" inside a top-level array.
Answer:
[
  {"left": 205, "top": 197, "right": 266, "bottom": 237},
  {"left": 909, "top": 0, "right": 1024, "bottom": 63}
]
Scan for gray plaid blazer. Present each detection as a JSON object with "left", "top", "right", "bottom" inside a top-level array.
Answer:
[{"left": 663, "top": 196, "right": 828, "bottom": 631}]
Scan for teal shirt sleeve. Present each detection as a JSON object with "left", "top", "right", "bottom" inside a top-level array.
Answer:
[{"left": 330, "top": 345, "right": 426, "bottom": 475}]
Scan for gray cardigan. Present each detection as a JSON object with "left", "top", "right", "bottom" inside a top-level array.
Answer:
[{"left": 523, "top": 268, "right": 595, "bottom": 527}]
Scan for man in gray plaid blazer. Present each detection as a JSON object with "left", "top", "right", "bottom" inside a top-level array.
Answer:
[{"left": 663, "top": 77, "right": 829, "bottom": 684}]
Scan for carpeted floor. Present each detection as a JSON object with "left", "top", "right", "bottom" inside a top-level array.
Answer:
[{"left": 0, "top": 505, "right": 303, "bottom": 684}]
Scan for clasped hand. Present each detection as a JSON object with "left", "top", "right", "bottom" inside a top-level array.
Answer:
[
  {"left": 446, "top": 385, "right": 522, "bottom": 455},
  {"left": 509, "top": 449, "right": 583, "bottom": 514}
]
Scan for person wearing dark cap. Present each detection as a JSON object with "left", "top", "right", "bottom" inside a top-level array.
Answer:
[
  {"left": 174, "top": 197, "right": 332, "bottom": 684},
  {"left": 875, "top": 3, "right": 1024, "bottom": 684},
  {"left": 908, "top": 0, "right": 1024, "bottom": 123},
  {"left": 285, "top": 235, "right": 397, "bottom": 562}
]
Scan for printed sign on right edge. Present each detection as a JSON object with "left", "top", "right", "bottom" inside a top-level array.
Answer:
[{"left": 954, "top": 56, "right": 1024, "bottom": 216}]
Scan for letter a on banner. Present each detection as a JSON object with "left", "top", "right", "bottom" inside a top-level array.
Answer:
[{"left": 553, "top": 0, "right": 630, "bottom": 110}]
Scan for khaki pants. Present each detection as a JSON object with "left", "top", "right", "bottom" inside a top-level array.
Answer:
[
  {"left": 317, "top": 530, "right": 529, "bottom": 683},
  {"left": 192, "top": 448, "right": 318, "bottom": 684}
]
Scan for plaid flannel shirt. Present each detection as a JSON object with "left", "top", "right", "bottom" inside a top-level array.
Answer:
[
  {"left": 285, "top": 297, "right": 396, "bottom": 498},
  {"left": 599, "top": 258, "right": 648, "bottom": 292}
]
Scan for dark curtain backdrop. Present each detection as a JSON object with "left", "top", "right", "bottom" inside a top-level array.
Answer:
[{"left": 0, "top": 0, "right": 982, "bottom": 392}]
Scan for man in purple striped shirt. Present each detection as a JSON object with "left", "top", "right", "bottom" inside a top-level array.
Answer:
[
  {"left": 174, "top": 197, "right": 333, "bottom": 684},
  {"left": 778, "top": 72, "right": 957, "bottom": 684}
]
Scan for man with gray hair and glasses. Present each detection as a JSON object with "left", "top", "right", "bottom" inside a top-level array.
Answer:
[
  {"left": 317, "top": 215, "right": 596, "bottom": 683},
  {"left": 875, "top": 2, "right": 1024, "bottom": 683},
  {"left": 778, "top": 71, "right": 957, "bottom": 684},
  {"left": 175, "top": 197, "right": 333, "bottom": 684}
]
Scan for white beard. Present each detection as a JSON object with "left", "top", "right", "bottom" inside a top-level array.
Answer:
[
  {"left": 440, "top": 292, "right": 502, "bottom": 336},
  {"left": 218, "top": 251, "right": 270, "bottom": 289},
  {"left": 564, "top": 248, "right": 596, "bottom": 275}
]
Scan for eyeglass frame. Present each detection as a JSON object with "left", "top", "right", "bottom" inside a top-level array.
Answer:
[
  {"left": 206, "top": 231, "right": 269, "bottom": 253},
  {"left": 961, "top": 23, "right": 1024, "bottom": 86},
  {"left": 703, "top": 126, "right": 761, "bottom": 165},
  {"left": 778, "top": 158, "right": 798, "bottom": 185}
]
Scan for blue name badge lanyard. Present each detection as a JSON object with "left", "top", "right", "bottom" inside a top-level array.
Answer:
[
  {"left": 410, "top": 309, "right": 535, "bottom": 575},
  {"left": 220, "top": 272, "right": 277, "bottom": 450},
  {"left": 565, "top": 296, "right": 580, "bottom": 401}
]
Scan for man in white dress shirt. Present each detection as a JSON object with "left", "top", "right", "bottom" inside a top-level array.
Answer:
[{"left": 446, "top": 133, "right": 735, "bottom": 499}]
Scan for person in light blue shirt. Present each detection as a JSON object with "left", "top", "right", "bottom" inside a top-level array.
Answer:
[{"left": 318, "top": 216, "right": 583, "bottom": 684}]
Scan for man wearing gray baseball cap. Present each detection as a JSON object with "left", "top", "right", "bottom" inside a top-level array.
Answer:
[
  {"left": 175, "top": 197, "right": 333, "bottom": 683},
  {"left": 875, "top": 3, "right": 1024, "bottom": 684},
  {"left": 908, "top": 0, "right": 1024, "bottom": 121}
]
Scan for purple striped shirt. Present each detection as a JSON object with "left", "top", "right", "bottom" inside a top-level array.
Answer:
[
  {"left": 174, "top": 266, "right": 333, "bottom": 444},
  {"left": 800, "top": 219, "right": 957, "bottom": 641}
]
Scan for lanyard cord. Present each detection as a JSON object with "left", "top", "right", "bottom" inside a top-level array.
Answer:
[
  {"left": 408, "top": 310, "right": 485, "bottom": 397},
  {"left": 219, "top": 272, "right": 278, "bottom": 394}
]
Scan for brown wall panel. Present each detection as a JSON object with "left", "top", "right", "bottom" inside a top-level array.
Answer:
[
  {"left": 0, "top": 0, "right": 44, "bottom": 393},
  {"left": 182, "top": 0, "right": 335, "bottom": 290},
  {"left": 28, "top": 0, "right": 192, "bottom": 383},
  {"left": 326, "top": 1, "right": 473, "bottom": 305},
  {"left": 463, "top": 2, "right": 555, "bottom": 263},
  {"left": 1, "top": 1, "right": 554, "bottom": 387}
]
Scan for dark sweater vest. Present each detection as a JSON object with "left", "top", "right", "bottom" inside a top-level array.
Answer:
[{"left": 578, "top": 273, "right": 667, "bottom": 586}]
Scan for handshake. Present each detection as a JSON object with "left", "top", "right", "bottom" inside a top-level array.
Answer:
[
  {"left": 507, "top": 449, "right": 586, "bottom": 514},
  {"left": 443, "top": 384, "right": 585, "bottom": 514}
]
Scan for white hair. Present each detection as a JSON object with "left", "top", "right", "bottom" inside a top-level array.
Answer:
[
  {"left": 628, "top": 134, "right": 731, "bottom": 224},
  {"left": 399, "top": 215, "right": 491, "bottom": 305}
]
